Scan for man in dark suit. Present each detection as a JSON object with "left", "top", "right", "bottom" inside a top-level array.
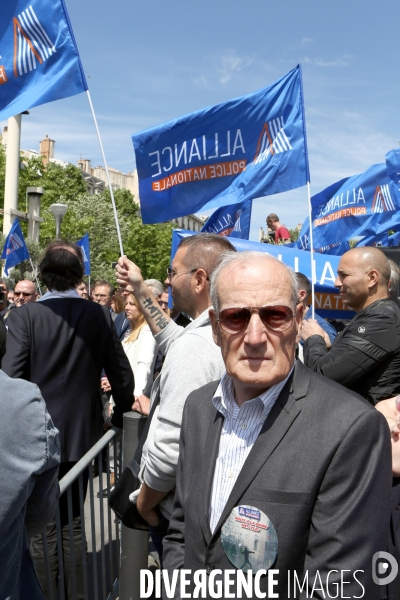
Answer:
[
  {"left": 2, "top": 240, "right": 134, "bottom": 598},
  {"left": 163, "top": 250, "right": 393, "bottom": 599}
]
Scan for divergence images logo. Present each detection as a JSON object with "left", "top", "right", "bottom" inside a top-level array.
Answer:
[
  {"left": 371, "top": 185, "right": 395, "bottom": 213},
  {"left": 13, "top": 5, "right": 56, "bottom": 77},
  {"left": 372, "top": 551, "right": 398, "bottom": 586},
  {"left": 6, "top": 232, "right": 24, "bottom": 255},
  {"left": 254, "top": 117, "right": 292, "bottom": 165}
]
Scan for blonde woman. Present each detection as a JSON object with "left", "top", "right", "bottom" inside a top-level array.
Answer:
[{"left": 121, "top": 293, "right": 158, "bottom": 414}]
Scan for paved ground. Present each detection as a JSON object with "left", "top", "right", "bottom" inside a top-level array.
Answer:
[{"left": 84, "top": 471, "right": 158, "bottom": 599}]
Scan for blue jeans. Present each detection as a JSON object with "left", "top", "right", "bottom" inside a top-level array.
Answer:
[{"left": 149, "top": 514, "right": 170, "bottom": 568}]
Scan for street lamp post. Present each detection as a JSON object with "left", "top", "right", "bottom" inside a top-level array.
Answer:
[{"left": 49, "top": 203, "right": 68, "bottom": 240}]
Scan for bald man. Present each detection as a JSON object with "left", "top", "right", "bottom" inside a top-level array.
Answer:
[
  {"left": 302, "top": 247, "right": 400, "bottom": 405},
  {"left": 14, "top": 280, "right": 37, "bottom": 307}
]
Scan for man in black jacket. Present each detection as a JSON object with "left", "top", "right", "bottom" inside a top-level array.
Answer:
[
  {"left": 302, "top": 246, "right": 400, "bottom": 405},
  {"left": 2, "top": 241, "right": 134, "bottom": 598}
]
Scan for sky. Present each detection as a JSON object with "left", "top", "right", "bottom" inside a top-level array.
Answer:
[{"left": 1, "top": 0, "right": 399, "bottom": 241}]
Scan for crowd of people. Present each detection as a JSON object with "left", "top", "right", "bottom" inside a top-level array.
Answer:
[{"left": 1, "top": 233, "right": 400, "bottom": 600}]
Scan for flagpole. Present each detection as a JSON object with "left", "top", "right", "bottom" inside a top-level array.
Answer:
[
  {"left": 29, "top": 258, "right": 42, "bottom": 296},
  {"left": 85, "top": 90, "right": 124, "bottom": 257},
  {"left": 307, "top": 181, "right": 316, "bottom": 319}
]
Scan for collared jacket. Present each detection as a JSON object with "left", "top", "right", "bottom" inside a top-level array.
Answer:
[
  {"left": 0, "top": 370, "right": 60, "bottom": 600},
  {"left": 303, "top": 298, "right": 400, "bottom": 404}
]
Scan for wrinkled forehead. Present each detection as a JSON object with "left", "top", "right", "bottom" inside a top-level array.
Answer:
[{"left": 217, "top": 260, "right": 294, "bottom": 306}]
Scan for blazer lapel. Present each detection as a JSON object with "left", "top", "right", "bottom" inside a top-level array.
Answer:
[
  {"left": 199, "top": 405, "right": 225, "bottom": 544},
  {"left": 212, "top": 361, "right": 310, "bottom": 536}
]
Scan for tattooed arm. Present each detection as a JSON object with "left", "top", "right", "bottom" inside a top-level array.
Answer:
[{"left": 116, "top": 256, "right": 170, "bottom": 335}]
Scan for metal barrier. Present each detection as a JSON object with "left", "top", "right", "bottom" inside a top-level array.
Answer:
[
  {"left": 34, "top": 411, "right": 151, "bottom": 600},
  {"left": 34, "top": 427, "right": 122, "bottom": 600}
]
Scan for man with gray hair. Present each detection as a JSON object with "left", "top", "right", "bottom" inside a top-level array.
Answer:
[
  {"left": 145, "top": 278, "right": 165, "bottom": 299},
  {"left": 388, "top": 258, "right": 400, "bottom": 299},
  {"left": 163, "top": 250, "right": 392, "bottom": 598}
]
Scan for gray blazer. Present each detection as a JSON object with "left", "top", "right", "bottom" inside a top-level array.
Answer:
[
  {"left": 0, "top": 370, "right": 60, "bottom": 600},
  {"left": 163, "top": 361, "right": 392, "bottom": 599}
]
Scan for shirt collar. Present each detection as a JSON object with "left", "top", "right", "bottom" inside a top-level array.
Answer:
[
  {"left": 213, "top": 365, "right": 295, "bottom": 418},
  {"left": 38, "top": 289, "right": 81, "bottom": 302}
]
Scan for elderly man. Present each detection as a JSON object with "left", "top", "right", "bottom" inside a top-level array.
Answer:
[
  {"left": 163, "top": 251, "right": 392, "bottom": 599},
  {"left": 13, "top": 280, "right": 38, "bottom": 307},
  {"left": 302, "top": 247, "right": 400, "bottom": 405},
  {"left": 116, "top": 233, "right": 236, "bottom": 563},
  {"left": 92, "top": 280, "right": 117, "bottom": 319}
]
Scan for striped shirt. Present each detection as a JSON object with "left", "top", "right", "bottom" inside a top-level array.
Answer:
[{"left": 209, "top": 368, "right": 293, "bottom": 534}]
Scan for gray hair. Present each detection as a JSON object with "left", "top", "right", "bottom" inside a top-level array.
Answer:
[
  {"left": 145, "top": 279, "right": 165, "bottom": 297},
  {"left": 388, "top": 259, "right": 400, "bottom": 297},
  {"left": 210, "top": 251, "right": 299, "bottom": 314}
]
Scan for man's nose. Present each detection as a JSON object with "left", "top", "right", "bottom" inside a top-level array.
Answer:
[
  {"left": 334, "top": 276, "right": 342, "bottom": 289},
  {"left": 164, "top": 277, "right": 171, "bottom": 288},
  {"left": 244, "top": 312, "right": 268, "bottom": 345}
]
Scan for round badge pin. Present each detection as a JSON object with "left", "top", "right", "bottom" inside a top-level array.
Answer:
[{"left": 221, "top": 505, "right": 278, "bottom": 572}]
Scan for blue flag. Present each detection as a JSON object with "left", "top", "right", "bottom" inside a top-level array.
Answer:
[
  {"left": 133, "top": 66, "right": 310, "bottom": 224},
  {"left": 76, "top": 233, "right": 90, "bottom": 275},
  {"left": 1, "top": 218, "right": 30, "bottom": 275},
  {"left": 355, "top": 230, "right": 400, "bottom": 248},
  {"left": 201, "top": 199, "right": 252, "bottom": 239},
  {"left": 296, "top": 217, "right": 351, "bottom": 255},
  {"left": 0, "top": 0, "right": 87, "bottom": 122},
  {"left": 310, "top": 149, "right": 400, "bottom": 249}
]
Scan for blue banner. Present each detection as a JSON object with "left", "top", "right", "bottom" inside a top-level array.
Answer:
[
  {"left": 310, "top": 149, "right": 400, "bottom": 249},
  {"left": 0, "top": 0, "right": 87, "bottom": 122},
  {"left": 1, "top": 217, "right": 30, "bottom": 275},
  {"left": 76, "top": 233, "right": 90, "bottom": 275},
  {"left": 170, "top": 230, "right": 355, "bottom": 320},
  {"left": 296, "top": 217, "right": 351, "bottom": 255},
  {"left": 133, "top": 66, "right": 310, "bottom": 224},
  {"left": 201, "top": 199, "right": 252, "bottom": 239}
]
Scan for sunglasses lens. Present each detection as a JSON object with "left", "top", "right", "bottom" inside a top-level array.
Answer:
[
  {"left": 259, "top": 306, "right": 294, "bottom": 331},
  {"left": 218, "top": 306, "right": 294, "bottom": 333},
  {"left": 219, "top": 308, "right": 250, "bottom": 333}
]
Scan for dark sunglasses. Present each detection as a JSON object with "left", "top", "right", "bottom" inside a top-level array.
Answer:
[
  {"left": 14, "top": 291, "right": 34, "bottom": 297},
  {"left": 217, "top": 305, "right": 296, "bottom": 334}
]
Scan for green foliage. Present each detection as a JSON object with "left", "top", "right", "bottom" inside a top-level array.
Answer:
[
  {"left": 0, "top": 144, "right": 5, "bottom": 211},
  {"left": 289, "top": 228, "right": 299, "bottom": 242},
  {"left": 0, "top": 154, "right": 175, "bottom": 284}
]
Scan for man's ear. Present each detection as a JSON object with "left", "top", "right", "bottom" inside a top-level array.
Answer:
[
  {"left": 367, "top": 268, "right": 379, "bottom": 289},
  {"left": 298, "top": 289, "right": 307, "bottom": 303},
  {"left": 295, "top": 303, "right": 304, "bottom": 344},
  {"left": 209, "top": 308, "right": 221, "bottom": 347},
  {"left": 194, "top": 269, "right": 209, "bottom": 294}
]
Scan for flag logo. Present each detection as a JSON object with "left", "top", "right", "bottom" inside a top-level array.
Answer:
[
  {"left": 13, "top": 5, "right": 56, "bottom": 78},
  {"left": 254, "top": 117, "right": 292, "bottom": 165},
  {"left": 7, "top": 232, "right": 24, "bottom": 253},
  {"left": 372, "top": 184, "right": 395, "bottom": 213},
  {"left": 298, "top": 233, "right": 309, "bottom": 250}
]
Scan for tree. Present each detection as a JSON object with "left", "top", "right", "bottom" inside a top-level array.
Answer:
[{"left": 1, "top": 154, "right": 175, "bottom": 284}]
